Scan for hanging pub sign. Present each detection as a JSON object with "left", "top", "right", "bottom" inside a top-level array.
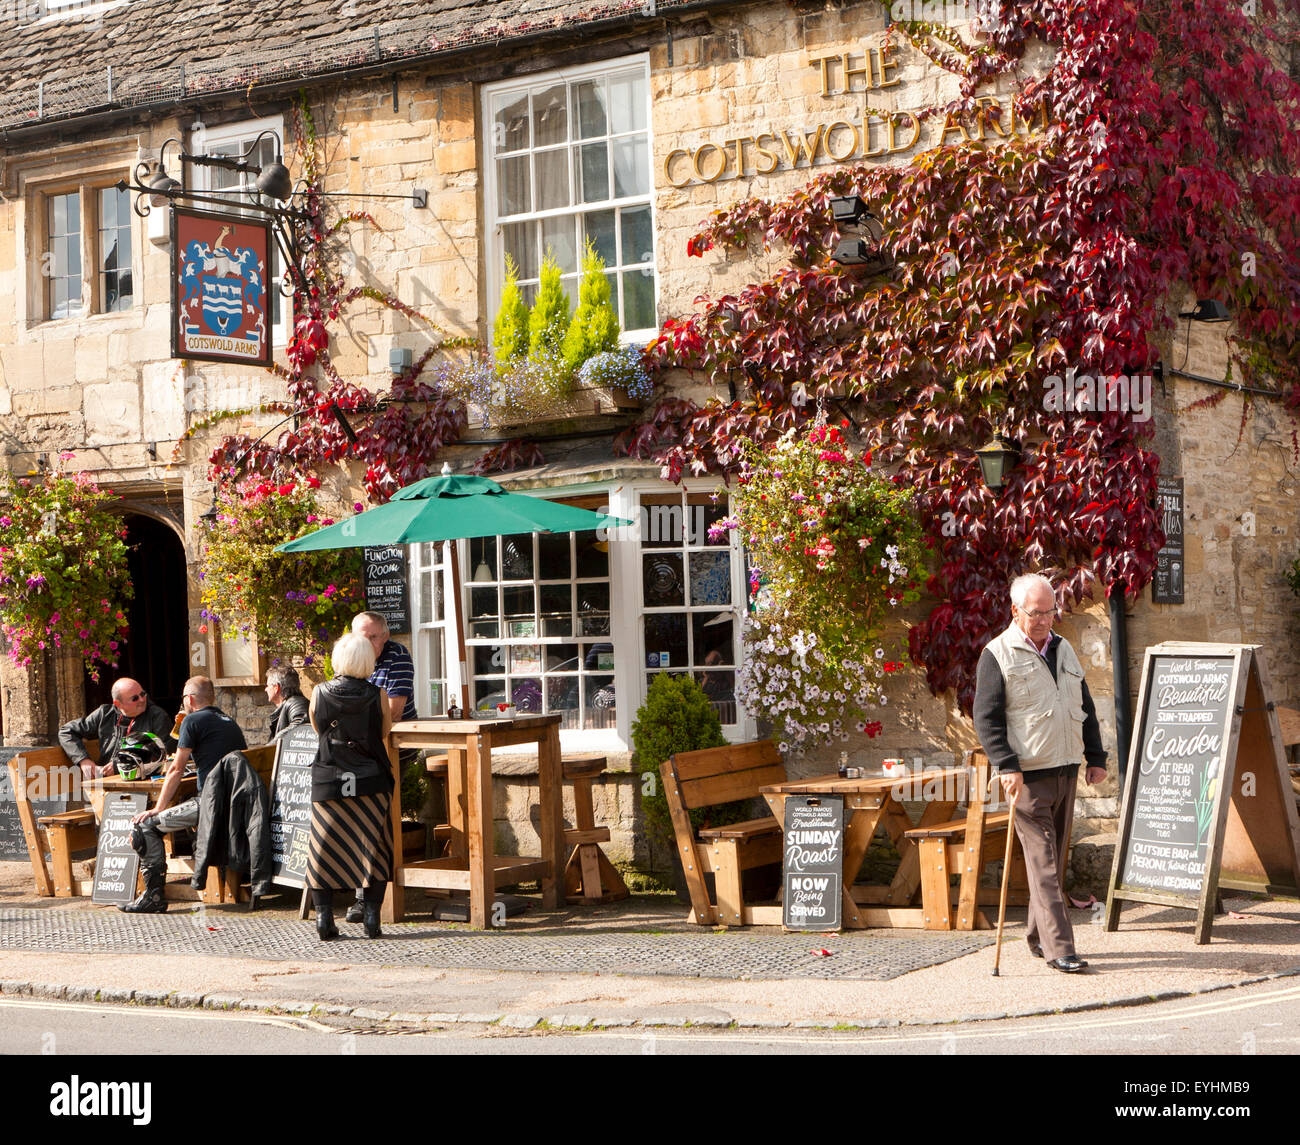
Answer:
[
  {"left": 171, "top": 206, "right": 273, "bottom": 367},
  {"left": 1104, "top": 642, "right": 1300, "bottom": 944}
]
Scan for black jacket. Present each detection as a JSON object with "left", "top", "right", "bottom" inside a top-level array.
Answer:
[
  {"left": 311, "top": 676, "right": 393, "bottom": 802},
  {"left": 269, "top": 692, "right": 310, "bottom": 741},
  {"left": 193, "top": 750, "right": 274, "bottom": 897},
  {"left": 58, "top": 701, "right": 176, "bottom": 765}
]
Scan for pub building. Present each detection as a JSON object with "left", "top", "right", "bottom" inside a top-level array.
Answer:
[{"left": 0, "top": 0, "right": 1292, "bottom": 878}]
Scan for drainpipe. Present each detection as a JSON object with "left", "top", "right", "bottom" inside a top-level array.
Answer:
[{"left": 1108, "top": 579, "right": 1131, "bottom": 782}]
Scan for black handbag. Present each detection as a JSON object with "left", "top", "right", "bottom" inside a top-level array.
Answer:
[{"left": 317, "top": 717, "right": 385, "bottom": 784}]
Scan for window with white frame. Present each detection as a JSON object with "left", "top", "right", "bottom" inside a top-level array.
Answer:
[
  {"left": 464, "top": 498, "right": 615, "bottom": 729},
  {"left": 485, "top": 58, "right": 657, "bottom": 339},
  {"left": 191, "top": 118, "right": 290, "bottom": 344},
  {"left": 638, "top": 490, "right": 740, "bottom": 727},
  {"left": 411, "top": 542, "right": 453, "bottom": 716},
  {"left": 43, "top": 182, "right": 133, "bottom": 321}
]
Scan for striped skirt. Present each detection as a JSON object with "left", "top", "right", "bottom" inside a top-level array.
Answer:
[{"left": 306, "top": 791, "right": 394, "bottom": 892}]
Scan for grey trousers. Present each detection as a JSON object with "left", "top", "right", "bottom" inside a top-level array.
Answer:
[
  {"left": 1013, "top": 771, "right": 1077, "bottom": 961},
  {"left": 133, "top": 797, "right": 200, "bottom": 878}
]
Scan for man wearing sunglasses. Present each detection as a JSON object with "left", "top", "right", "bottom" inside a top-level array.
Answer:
[
  {"left": 58, "top": 678, "right": 177, "bottom": 782},
  {"left": 973, "top": 573, "right": 1108, "bottom": 974}
]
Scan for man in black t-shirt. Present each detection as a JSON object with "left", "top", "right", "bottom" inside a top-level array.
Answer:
[{"left": 122, "top": 676, "right": 247, "bottom": 914}]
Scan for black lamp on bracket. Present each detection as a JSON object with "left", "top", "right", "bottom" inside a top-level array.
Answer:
[
  {"left": 974, "top": 433, "right": 1021, "bottom": 491},
  {"left": 828, "top": 196, "right": 888, "bottom": 270},
  {"left": 1179, "top": 299, "right": 1231, "bottom": 323}
]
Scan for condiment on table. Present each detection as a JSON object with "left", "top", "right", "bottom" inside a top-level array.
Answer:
[{"left": 387, "top": 714, "right": 564, "bottom": 927}]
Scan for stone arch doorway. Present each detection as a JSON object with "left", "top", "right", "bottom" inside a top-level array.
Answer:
[{"left": 82, "top": 513, "right": 189, "bottom": 717}]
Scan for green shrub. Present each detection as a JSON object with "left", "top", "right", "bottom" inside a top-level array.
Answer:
[
  {"left": 632, "top": 674, "right": 744, "bottom": 859},
  {"left": 401, "top": 755, "right": 430, "bottom": 822},
  {"left": 561, "top": 242, "right": 620, "bottom": 374},
  {"left": 492, "top": 255, "right": 530, "bottom": 362},
  {"left": 527, "top": 251, "right": 571, "bottom": 361}
]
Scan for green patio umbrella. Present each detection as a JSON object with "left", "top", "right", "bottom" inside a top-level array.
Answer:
[
  {"left": 276, "top": 469, "right": 629, "bottom": 551},
  {"left": 276, "top": 466, "right": 631, "bottom": 712}
]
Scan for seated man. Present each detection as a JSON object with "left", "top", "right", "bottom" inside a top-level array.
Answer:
[
  {"left": 266, "top": 665, "right": 310, "bottom": 740},
  {"left": 57, "top": 678, "right": 176, "bottom": 782},
  {"left": 121, "top": 676, "right": 247, "bottom": 914}
]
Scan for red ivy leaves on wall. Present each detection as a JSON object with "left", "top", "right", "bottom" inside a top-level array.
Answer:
[
  {"left": 204, "top": 97, "right": 468, "bottom": 506},
  {"left": 621, "top": 0, "right": 1300, "bottom": 713}
]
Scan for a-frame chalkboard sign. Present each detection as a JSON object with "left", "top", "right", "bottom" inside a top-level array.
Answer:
[{"left": 1105, "top": 642, "right": 1300, "bottom": 944}]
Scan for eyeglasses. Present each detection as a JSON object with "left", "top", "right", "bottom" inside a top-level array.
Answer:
[
  {"left": 182, "top": 692, "right": 199, "bottom": 701},
  {"left": 1020, "top": 607, "right": 1059, "bottom": 620},
  {"left": 121, "top": 691, "right": 146, "bottom": 703}
]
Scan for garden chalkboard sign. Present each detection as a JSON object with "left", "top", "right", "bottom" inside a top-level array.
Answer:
[
  {"left": 269, "top": 723, "right": 317, "bottom": 889},
  {"left": 782, "top": 794, "right": 844, "bottom": 931},
  {"left": 363, "top": 545, "right": 410, "bottom": 634},
  {"left": 91, "top": 792, "right": 148, "bottom": 905},
  {"left": 1105, "top": 643, "right": 1300, "bottom": 943}
]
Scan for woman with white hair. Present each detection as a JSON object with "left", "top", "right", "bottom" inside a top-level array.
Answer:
[{"left": 306, "top": 632, "right": 395, "bottom": 941}]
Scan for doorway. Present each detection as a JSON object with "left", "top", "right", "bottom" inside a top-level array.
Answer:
[{"left": 82, "top": 513, "right": 189, "bottom": 717}]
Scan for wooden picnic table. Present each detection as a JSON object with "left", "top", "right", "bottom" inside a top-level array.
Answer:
[
  {"left": 761, "top": 766, "right": 968, "bottom": 929},
  {"left": 387, "top": 714, "right": 564, "bottom": 927},
  {"left": 82, "top": 775, "right": 197, "bottom": 823}
]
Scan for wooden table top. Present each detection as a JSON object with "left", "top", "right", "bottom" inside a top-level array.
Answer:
[
  {"left": 391, "top": 714, "right": 561, "bottom": 734},
  {"left": 762, "top": 766, "right": 967, "bottom": 796}
]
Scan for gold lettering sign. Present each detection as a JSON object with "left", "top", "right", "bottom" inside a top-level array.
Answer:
[{"left": 660, "top": 39, "right": 1052, "bottom": 190}]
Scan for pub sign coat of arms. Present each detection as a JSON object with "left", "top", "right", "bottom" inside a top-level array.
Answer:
[{"left": 171, "top": 207, "right": 274, "bottom": 366}]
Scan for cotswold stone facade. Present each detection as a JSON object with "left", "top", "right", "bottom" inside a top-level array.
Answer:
[{"left": 0, "top": 0, "right": 1291, "bottom": 874}]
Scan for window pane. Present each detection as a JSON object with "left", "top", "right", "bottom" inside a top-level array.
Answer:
[
  {"left": 577, "top": 142, "right": 609, "bottom": 204},
  {"left": 503, "top": 584, "right": 535, "bottom": 618},
  {"left": 689, "top": 551, "right": 732, "bottom": 606},
  {"left": 493, "top": 91, "right": 530, "bottom": 153},
  {"left": 510, "top": 677, "right": 543, "bottom": 712},
  {"left": 535, "top": 148, "right": 570, "bottom": 212},
  {"left": 643, "top": 552, "right": 685, "bottom": 607},
  {"left": 691, "top": 493, "right": 730, "bottom": 546},
  {"left": 613, "top": 137, "right": 649, "bottom": 198},
  {"left": 640, "top": 495, "right": 681, "bottom": 549},
  {"left": 575, "top": 533, "right": 608, "bottom": 578},
  {"left": 470, "top": 536, "right": 498, "bottom": 577},
  {"left": 532, "top": 84, "right": 568, "bottom": 147},
  {"left": 504, "top": 220, "right": 539, "bottom": 282},
  {"left": 585, "top": 676, "right": 617, "bottom": 726},
  {"left": 623, "top": 269, "right": 656, "bottom": 331},
  {"left": 419, "top": 573, "right": 433, "bottom": 626},
  {"left": 694, "top": 613, "right": 735, "bottom": 665},
  {"left": 574, "top": 78, "right": 608, "bottom": 139},
  {"left": 538, "top": 534, "right": 571, "bottom": 580},
  {"left": 475, "top": 678, "right": 507, "bottom": 712},
  {"left": 474, "top": 644, "right": 506, "bottom": 676},
  {"left": 500, "top": 534, "right": 534, "bottom": 581},
  {"left": 621, "top": 206, "right": 654, "bottom": 267},
  {"left": 583, "top": 209, "right": 617, "bottom": 266},
  {"left": 609, "top": 71, "right": 648, "bottom": 134},
  {"left": 497, "top": 155, "right": 531, "bottom": 216},
  {"left": 577, "top": 583, "right": 610, "bottom": 636},
  {"left": 540, "top": 214, "right": 577, "bottom": 276},
  {"left": 643, "top": 613, "right": 688, "bottom": 668}
]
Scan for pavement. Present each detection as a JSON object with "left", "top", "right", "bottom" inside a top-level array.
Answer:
[{"left": 2, "top": 860, "right": 1299, "bottom": 1032}]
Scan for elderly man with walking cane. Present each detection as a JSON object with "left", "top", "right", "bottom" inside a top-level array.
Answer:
[{"left": 973, "top": 573, "right": 1108, "bottom": 973}]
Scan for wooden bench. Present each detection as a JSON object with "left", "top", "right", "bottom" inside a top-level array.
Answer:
[
  {"left": 661, "top": 740, "right": 786, "bottom": 926},
  {"left": 562, "top": 755, "right": 630, "bottom": 904},
  {"left": 902, "top": 751, "right": 1026, "bottom": 930},
  {"left": 7, "top": 745, "right": 97, "bottom": 898}
]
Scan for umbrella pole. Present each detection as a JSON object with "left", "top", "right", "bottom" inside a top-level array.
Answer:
[{"left": 447, "top": 540, "right": 471, "bottom": 714}]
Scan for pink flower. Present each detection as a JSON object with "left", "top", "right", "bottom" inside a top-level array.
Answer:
[{"left": 353, "top": 502, "right": 364, "bottom": 513}]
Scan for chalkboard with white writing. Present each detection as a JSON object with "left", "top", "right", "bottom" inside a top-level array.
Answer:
[
  {"left": 270, "top": 724, "right": 317, "bottom": 889},
  {"left": 363, "top": 545, "right": 410, "bottom": 634},
  {"left": 782, "top": 795, "right": 844, "bottom": 931},
  {"left": 1119, "top": 652, "right": 1234, "bottom": 898},
  {"left": 92, "top": 792, "right": 148, "bottom": 905},
  {"left": 1106, "top": 642, "right": 1300, "bottom": 944}
]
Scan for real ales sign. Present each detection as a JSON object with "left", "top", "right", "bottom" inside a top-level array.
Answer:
[{"left": 782, "top": 795, "right": 844, "bottom": 931}]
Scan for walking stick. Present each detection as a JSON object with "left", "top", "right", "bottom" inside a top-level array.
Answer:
[{"left": 991, "top": 782, "right": 1020, "bottom": 978}]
